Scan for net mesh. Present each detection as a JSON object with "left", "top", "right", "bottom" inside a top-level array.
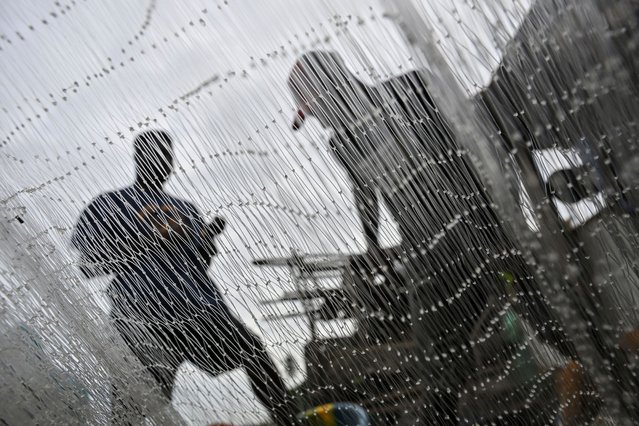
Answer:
[{"left": 1, "top": 0, "right": 639, "bottom": 424}]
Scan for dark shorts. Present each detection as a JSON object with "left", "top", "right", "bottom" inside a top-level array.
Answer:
[{"left": 111, "top": 304, "right": 266, "bottom": 397}]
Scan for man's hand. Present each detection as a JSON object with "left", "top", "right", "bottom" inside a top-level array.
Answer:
[
  {"left": 207, "top": 217, "right": 226, "bottom": 236},
  {"left": 199, "top": 217, "right": 226, "bottom": 265}
]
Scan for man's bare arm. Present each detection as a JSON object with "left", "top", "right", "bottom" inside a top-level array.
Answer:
[{"left": 352, "top": 175, "right": 381, "bottom": 252}]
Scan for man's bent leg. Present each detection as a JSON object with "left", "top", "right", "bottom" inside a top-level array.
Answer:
[
  {"left": 188, "top": 310, "right": 297, "bottom": 426},
  {"left": 242, "top": 336, "right": 297, "bottom": 426}
]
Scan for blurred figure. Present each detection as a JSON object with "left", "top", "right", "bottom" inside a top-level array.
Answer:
[
  {"left": 288, "top": 51, "right": 577, "bottom": 423},
  {"left": 72, "top": 130, "right": 296, "bottom": 425},
  {"left": 289, "top": 53, "right": 392, "bottom": 262}
]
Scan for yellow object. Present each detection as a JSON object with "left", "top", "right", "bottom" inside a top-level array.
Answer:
[
  {"left": 303, "top": 403, "right": 337, "bottom": 426},
  {"left": 499, "top": 270, "right": 517, "bottom": 298}
]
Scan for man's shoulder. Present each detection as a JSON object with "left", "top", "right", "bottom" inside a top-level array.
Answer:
[
  {"left": 379, "top": 70, "right": 437, "bottom": 113},
  {"left": 79, "top": 187, "right": 136, "bottom": 217},
  {"left": 73, "top": 189, "right": 130, "bottom": 245},
  {"left": 381, "top": 70, "right": 428, "bottom": 90}
]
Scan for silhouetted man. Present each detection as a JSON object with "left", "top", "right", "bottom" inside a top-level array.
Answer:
[
  {"left": 72, "top": 130, "right": 295, "bottom": 425},
  {"left": 288, "top": 51, "right": 577, "bottom": 423}
]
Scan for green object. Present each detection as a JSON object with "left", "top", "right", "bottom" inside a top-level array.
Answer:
[
  {"left": 503, "top": 309, "right": 522, "bottom": 342},
  {"left": 499, "top": 270, "right": 517, "bottom": 298},
  {"left": 503, "top": 308, "right": 539, "bottom": 384},
  {"left": 498, "top": 271, "right": 539, "bottom": 383}
]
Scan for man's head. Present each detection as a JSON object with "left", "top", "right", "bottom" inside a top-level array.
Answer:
[
  {"left": 133, "top": 129, "right": 174, "bottom": 189},
  {"left": 287, "top": 51, "right": 354, "bottom": 131}
]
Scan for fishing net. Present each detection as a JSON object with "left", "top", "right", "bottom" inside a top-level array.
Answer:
[{"left": 1, "top": 0, "right": 638, "bottom": 424}]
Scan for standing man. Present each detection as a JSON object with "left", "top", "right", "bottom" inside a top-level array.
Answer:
[
  {"left": 287, "top": 51, "right": 577, "bottom": 423},
  {"left": 72, "top": 129, "right": 296, "bottom": 425}
]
